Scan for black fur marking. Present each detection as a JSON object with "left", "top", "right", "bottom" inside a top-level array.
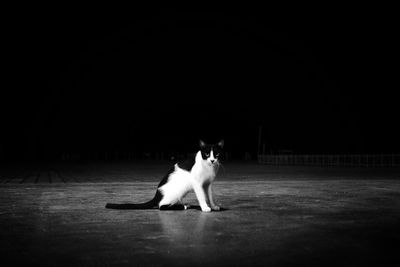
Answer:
[
  {"left": 177, "top": 158, "right": 195, "bottom": 172},
  {"left": 105, "top": 198, "right": 157, "bottom": 209},
  {"left": 160, "top": 204, "right": 187, "bottom": 210},
  {"left": 157, "top": 166, "right": 175, "bottom": 188},
  {"left": 200, "top": 144, "right": 224, "bottom": 160},
  {"left": 152, "top": 189, "right": 163, "bottom": 205}
]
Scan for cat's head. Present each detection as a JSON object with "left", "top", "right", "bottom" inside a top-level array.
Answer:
[{"left": 199, "top": 140, "right": 224, "bottom": 165}]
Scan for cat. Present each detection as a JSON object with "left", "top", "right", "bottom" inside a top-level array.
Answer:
[{"left": 105, "top": 140, "right": 224, "bottom": 212}]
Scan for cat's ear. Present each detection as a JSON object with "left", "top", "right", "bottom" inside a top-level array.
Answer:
[
  {"left": 218, "top": 140, "right": 224, "bottom": 148},
  {"left": 199, "top": 140, "right": 206, "bottom": 148}
]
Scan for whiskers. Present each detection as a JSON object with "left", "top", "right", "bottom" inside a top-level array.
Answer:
[{"left": 218, "top": 161, "right": 226, "bottom": 174}]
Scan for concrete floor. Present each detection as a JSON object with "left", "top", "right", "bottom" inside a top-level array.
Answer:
[{"left": 1, "top": 164, "right": 400, "bottom": 266}]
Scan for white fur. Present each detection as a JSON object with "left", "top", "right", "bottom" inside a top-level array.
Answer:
[
  {"left": 158, "top": 151, "right": 220, "bottom": 212},
  {"left": 158, "top": 165, "right": 192, "bottom": 206}
]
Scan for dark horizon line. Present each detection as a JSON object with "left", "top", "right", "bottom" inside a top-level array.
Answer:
[{"left": 2, "top": 149, "right": 400, "bottom": 163}]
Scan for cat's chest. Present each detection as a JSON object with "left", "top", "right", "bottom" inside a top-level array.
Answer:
[{"left": 191, "top": 164, "right": 218, "bottom": 181}]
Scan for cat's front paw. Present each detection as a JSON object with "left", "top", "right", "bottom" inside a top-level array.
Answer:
[
  {"left": 201, "top": 206, "right": 212, "bottom": 212},
  {"left": 211, "top": 205, "right": 221, "bottom": 211}
]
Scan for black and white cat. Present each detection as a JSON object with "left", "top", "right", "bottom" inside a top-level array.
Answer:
[{"left": 105, "top": 140, "right": 224, "bottom": 212}]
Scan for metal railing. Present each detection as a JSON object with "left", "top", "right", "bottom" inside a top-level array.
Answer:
[{"left": 258, "top": 154, "right": 400, "bottom": 167}]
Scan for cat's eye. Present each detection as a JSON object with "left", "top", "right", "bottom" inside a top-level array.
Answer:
[
  {"left": 215, "top": 153, "right": 219, "bottom": 157},
  {"left": 205, "top": 153, "right": 210, "bottom": 157}
]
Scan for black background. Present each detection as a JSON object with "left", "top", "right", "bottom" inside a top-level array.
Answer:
[{"left": 2, "top": 4, "right": 398, "bottom": 161}]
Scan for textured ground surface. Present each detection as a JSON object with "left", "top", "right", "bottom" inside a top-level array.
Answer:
[{"left": 1, "top": 162, "right": 400, "bottom": 266}]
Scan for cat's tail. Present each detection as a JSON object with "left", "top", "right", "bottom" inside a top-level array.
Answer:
[
  {"left": 105, "top": 199, "right": 157, "bottom": 209},
  {"left": 105, "top": 193, "right": 160, "bottom": 210}
]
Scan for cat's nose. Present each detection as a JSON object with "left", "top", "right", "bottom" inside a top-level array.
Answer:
[{"left": 210, "top": 159, "right": 215, "bottom": 164}]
